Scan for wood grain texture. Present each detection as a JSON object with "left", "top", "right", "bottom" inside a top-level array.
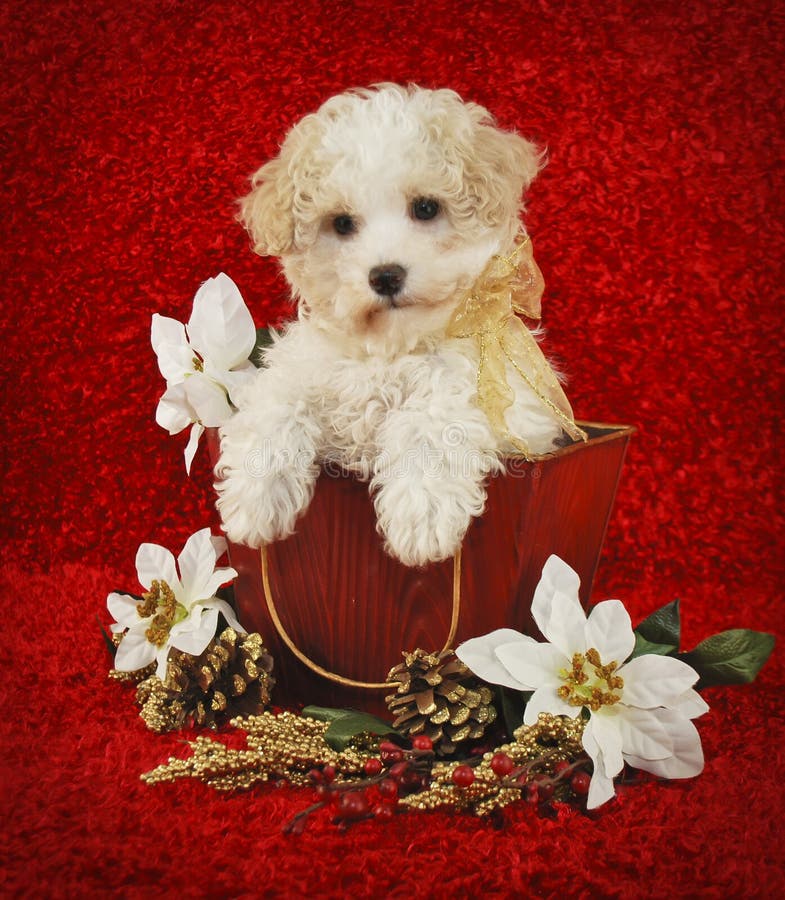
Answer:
[{"left": 209, "top": 424, "right": 633, "bottom": 715}]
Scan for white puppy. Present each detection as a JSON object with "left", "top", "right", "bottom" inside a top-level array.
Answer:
[{"left": 216, "top": 84, "right": 568, "bottom": 567}]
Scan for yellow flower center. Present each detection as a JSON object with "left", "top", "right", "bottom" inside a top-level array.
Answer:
[
  {"left": 557, "top": 648, "right": 624, "bottom": 711},
  {"left": 137, "top": 579, "right": 187, "bottom": 647}
]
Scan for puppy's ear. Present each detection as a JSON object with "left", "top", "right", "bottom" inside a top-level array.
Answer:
[
  {"left": 465, "top": 117, "right": 545, "bottom": 225},
  {"left": 237, "top": 155, "right": 295, "bottom": 257}
]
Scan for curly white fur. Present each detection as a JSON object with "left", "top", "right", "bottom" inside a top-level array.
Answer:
[{"left": 216, "top": 84, "right": 564, "bottom": 567}]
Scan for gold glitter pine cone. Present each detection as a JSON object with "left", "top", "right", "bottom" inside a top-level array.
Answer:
[
  {"left": 385, "top": 648, "right": 497, "bottom": 754},
  {"left": 136, "top": 627, "right": 274, "bottom": 733}
]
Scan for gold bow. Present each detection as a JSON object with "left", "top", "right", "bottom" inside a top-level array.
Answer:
[{"left": 447, "top": 233, "right": 587, "bottom": 460}]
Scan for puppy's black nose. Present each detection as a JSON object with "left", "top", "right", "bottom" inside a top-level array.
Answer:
[{"left": 369, "top": 264, "right": 406, "bottom": 297}]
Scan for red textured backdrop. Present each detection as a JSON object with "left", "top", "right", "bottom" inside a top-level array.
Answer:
[{"left": 2, "top": 1, "right": 784, "bottom": 897}]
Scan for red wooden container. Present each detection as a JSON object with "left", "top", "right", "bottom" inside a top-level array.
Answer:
[{"left": 209, "top": 423, "right": 633, "bottom": 716}]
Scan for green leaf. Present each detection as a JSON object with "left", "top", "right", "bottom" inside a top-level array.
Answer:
[
  {"left": 635, "top": 599, "right": 681, "bottom": 648},
  {"left": 250, "top": 327, "right": 274, "bottom": 367},
  {"left": 98, "top": 616, "right": 117, "bottom": 659},
  {"left": 302, "top": 706, "right": 400, "bottom": 751},
  {"left": 497, "top": 686, "right": 531, "bottom": 736},
  {"left": 630, "top": 632, "right": 678, "bottom": 660},
  {"left": 679, "top": 629, "right": 776, "bottom": 688},
  {"left": 301, "top": 705, "right": 357, "bottom": 724},
  {"left": 215, "top": 583, "right": 236, "bottom": 605}
]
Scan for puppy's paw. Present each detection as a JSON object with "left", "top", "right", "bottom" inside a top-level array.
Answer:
[
  {"left": 216, "top": 458, "right": 317, "bottom": 548},
  {"left": 374, "top": 476, "right": 485, "bottom": 567}
]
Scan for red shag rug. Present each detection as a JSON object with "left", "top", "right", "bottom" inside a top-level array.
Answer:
[{"left": 2, "top": 1, "right": 783, "bottom": 897}]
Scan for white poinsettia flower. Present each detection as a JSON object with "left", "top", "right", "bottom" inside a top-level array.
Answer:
[
  {"left": 107, "top": 528, "right": 245, "bottom": 679},
  {"left": 151, "top": 273, "right": 257, "bottom": 472},
  {"left": 457, "top": 555, "right": 709, "bottom": 810}
]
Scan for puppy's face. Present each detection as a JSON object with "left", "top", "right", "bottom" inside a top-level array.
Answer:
[{"left": 240, "top": 86, "right": 542, "bottom": 354}]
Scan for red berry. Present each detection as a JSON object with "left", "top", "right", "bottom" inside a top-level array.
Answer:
[
  {"left": 412, "top": 735, "right": 434, "bottom": 752},
  {"left": 373, "top": 803, "right": 395, "bottom": 821},
  {"left": 401, "top": 770, "right": 423, "bottom": 790},
  {"left": 523, "top": 782, "right": 539, "bottom": 804},
  {"left": 451, "top": 765, "right": 475, "bottom": 788},
  {"left": 380, "top": 744, "right": 404, "bottom": 764},
  {"left": 571, "top": 771, "right": 591, "bottom": 796},
  {"left": 378, "top": 778, "right": 399, "bottom": 801},
  {"left": 388, "top": 761, "right": 409, "bottom": 781},
  {"left": 364, "top": 757, "right": 383, "bottom": 776},
  {"left": 553, "top": 760, "right": 571, "bottom": 778},
  {"left": 490, "top": 752, "right": 515, "bottom": 779},
  {"left": 538, "top": 781, "right": 555, "bottom": 803},
  {"left": 322, "top": 765, "right": 337, "bottom": 783},
  {"left": 338, "top": 791, "right": 369, "bottom": 820},
  {"left": 315, "top": 784, "right": 332, "bottom": 801},
  {"left": 308, "top": 768, "right": 324, "bottom": 783}
]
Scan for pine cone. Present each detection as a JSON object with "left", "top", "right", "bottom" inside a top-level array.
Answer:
[
  {"left": 136, "top": 628, "right": 274, "bottom": 733},
  {"left": 385, "top": 649, "right": 497, "bottom": 754}
]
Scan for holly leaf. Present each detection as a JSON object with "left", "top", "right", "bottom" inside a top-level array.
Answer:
[
  {"left": 98, "top": 616, "right": 116, "bottom": 659},
  {"left": 630, "top": 632, "right": 678, "bottom": 660},
  {"left": 678, "top": 629, "right": 775, "bottom": 689},
  {"left": 497, "top": 686, "right": 531, "bottom": 737},
  {"left": 301, "top": 705, "right": 357, "bottom": 724},
  {"left": 302, "top": 706, "right": 400, "bottom": 751},
  {"left": 215, "top": 583, "right": 236, "bottom": 605},
  {"left": 636, "top": 599, "right": 681, "bottom": 647},
  {"left": 250, "top": 327, "right": 273, "bottom": 367}
]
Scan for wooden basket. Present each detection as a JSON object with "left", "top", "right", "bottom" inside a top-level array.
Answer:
[{"left": 209, "top": 422, "right": 633, "bottom": 716}]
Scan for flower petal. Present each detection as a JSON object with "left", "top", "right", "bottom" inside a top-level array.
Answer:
[
  {"left": 184, "top": 422, "right": 204, "bottom": 475},
  {"left": 170, "top": 606, "right": 219, "bottom": 656},
  {"left": 531, "top": 556, "right": 586, "bottom": 655},
  {"left": 672, "top": 689, "right": 710, "bottom": 720},
  {"left": 183, "top": 374, "right": 234, "bottom": 428},
  {"left": 106, "top": 592, "right": 142, "bottom": 627},
  {"left": 495, "top": 641, "right": 567, "bottom": 691},
  {"left": 585, "top": 711, "right": 625, "bottom": 778},
  {"left": 616, "top": 706, "right": 673, "bottom": 761},
  {"left": 584, "top": 600, "right": 635, "bottom": 665},
  {"left": 623, "top": 708, "right": 704, "bottom": 779},
  {"left": 213, "top": 363, "right": 258, "bottom": 402},
  {"left": 619, "top": 654, "right": 699, "bottom": 709},
  {"left": 211, "top": 535, "right": 229, "bottom": 560},
  {"left": 113, "top": 629, "right": 156, "bottom": 672},
  {"left": 201, "top": 597, "right": 246, "bottom": 634},
  {"left": 155, "top": 645, "right": 171, "bottom": 680},
  {"left": 188, "top": 273, "right": 256, "bottom": 372},
  {"left": 135, "top": 543, "right": 179, "bottom": 591},
  {"left": 155, "top": 383, "right": 193, "bottom": 435},
  {"left": 177, "top": 528, "right": 219, "bottom": 599},
  {"left": 522, "top": 684, "right": 581, "bottom": 725},
  {"left": 196, "top": 566, "right": 238, "bottom": 604},
  {"left": 582, "top": 720, "right": 618, "bottom": 809},
  {"left": 586, "top": 768, "right": 616, "bottom": 810},
  {"left": 456, "top": 629, "right": 534, "bottom": 690},
  {"left": 151, "top": 314, "right": 193, "bottom": 383}
]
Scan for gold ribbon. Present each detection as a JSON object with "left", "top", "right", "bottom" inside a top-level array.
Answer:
[{"left": 447, "top": 233, "right": 587, "bottom": 460}]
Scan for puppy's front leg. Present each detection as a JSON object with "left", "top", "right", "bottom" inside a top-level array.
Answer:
[
  {"left": 215, "top": 371, "right": 321, "bottom": 548},
  {"left": 371, "top": 407, "right": 502, "bottom": 567}
]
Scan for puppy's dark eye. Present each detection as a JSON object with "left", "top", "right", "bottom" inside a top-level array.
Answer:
[
  {"left": 332, "top": 214, "right": 357, "bottom": 236},
  {"left": 411, "top": 197, "right": 440, "bottom": 221}
]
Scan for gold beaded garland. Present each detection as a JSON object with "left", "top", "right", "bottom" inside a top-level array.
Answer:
[
  {"left": 141, "top": 709, "right": 588, "bottom": 822},
  {"left": 142, "top": 711, "right": 368, "bottom": 790}
]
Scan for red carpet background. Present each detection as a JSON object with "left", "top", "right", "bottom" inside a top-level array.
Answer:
[{"left": 2, "top": 1, "right": 784, "bottom": 897}]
